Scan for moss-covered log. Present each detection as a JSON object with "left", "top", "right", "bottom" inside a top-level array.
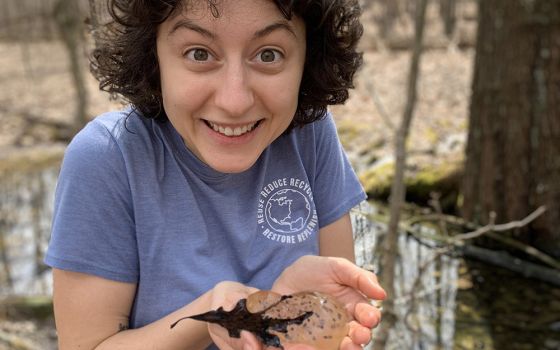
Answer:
[
  {"left": 359, "top": 159, "right": 463, "bottom": 212},
  {"left": 0, "top": 296, "right": 53, "bottom": 321}
]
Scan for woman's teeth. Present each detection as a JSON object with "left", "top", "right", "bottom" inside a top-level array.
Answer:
[{"left": 207, "top": 121, "right": 258, "bottom": 137}]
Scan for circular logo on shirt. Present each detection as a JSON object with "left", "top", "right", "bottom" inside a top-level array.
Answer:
[
  {"left": 257, "top": 178, "right": 318, "bottom": 244},
  {"left": 266, "top": 189, "right": 311, "bottom": 233}
]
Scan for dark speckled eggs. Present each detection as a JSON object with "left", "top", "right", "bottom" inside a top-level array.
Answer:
[
  {"left": 171, "top": 290, "right": 350, "bottom": 349},
  {"left": 256, "top": 291, "right": 349, "bottom": 349}
]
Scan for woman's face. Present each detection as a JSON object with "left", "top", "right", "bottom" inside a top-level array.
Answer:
[{"left": 157, "top": 0, "right": 306, "bottom": 173}]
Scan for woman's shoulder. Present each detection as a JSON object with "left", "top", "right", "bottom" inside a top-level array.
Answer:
[
  {"left": 295, "top": 111, "right": 337, "bottom": 136},
  {"left": 287, "top": 111, "right": 338, "bottom": 148},
  {"left": 62, "top": 108, "right": 148, "bottom": 168},
  {"left": 82, "top": 108, "right": 147, "bottom": 141},
  {"left": 70, "top": 108, "right": 154, "bottom": 151}
]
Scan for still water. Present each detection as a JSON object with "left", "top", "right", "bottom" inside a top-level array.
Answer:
[
  {"left": 353, "top": 203, "right": 459, "bottom": 350},
  {"left": 0, "top": 165, "right": 57, "bottom": 295}
]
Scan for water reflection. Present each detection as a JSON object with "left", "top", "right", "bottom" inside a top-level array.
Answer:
[
  {"left": 0, "top": 166, "right": 57, "bottom": 295},
  {"left": 353, "top": 202, "right": 459, "bottom": 350}
]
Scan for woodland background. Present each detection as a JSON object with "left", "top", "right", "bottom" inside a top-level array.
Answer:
[{"left": 0, "top": 0, "right": 559, "bottom": 349}]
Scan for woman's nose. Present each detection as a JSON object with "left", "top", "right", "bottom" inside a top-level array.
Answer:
[{"left": 213, "top": 62, "right": 254, "bottom": 117}]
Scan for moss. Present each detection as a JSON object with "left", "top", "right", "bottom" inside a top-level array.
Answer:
[
  {"left": 359, "top": 160, "right": 395, "bottom": 199},
  {"left": 359, "top": 160, "right": 463, "bottom": 212},
  {"left": 0, "top": 296, "right": 53, "bottom": 321},
  {"left": 336, "top": 120, "right": 374, "bottom": 149},
  {"left": 0, "top": 145, "right": 64, "bottom": 178},
  {"left": 424, "top": 126, "right": 440, "bottom": 145},
  {"left": 0, "top": 333, "right": 35, "bottom": 350}
]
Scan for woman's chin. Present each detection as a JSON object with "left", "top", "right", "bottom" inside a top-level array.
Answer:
[{"left": 206, "top": 157, "right": 257, "bottom": 174}]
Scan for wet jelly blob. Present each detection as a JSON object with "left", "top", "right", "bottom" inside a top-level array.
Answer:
[{"left": 170, "top": 291, "right": 349, "bottom": 350}]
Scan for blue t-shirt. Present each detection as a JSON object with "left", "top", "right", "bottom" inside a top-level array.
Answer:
[{"left": 45, "top": 108, "right": 366, "bottom": 334}]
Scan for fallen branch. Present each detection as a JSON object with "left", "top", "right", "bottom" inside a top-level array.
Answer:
[
  {"left": 406, "top": 206, "right": 560, "bottom": 270},
  {"left": 460, "top": 244, "right": 560, "bottom": 287},
  {"left": 364, "top": 79, "right": 396, "bottom": 132},
  {"left": 0, "top": 105, "right": 72, "bottom": 131},
  {"left": 400, "top": 205, "right": 560, "bottom": 286},
  {"left": 452, "top": 206, "right": 547, "bottom": 242}
]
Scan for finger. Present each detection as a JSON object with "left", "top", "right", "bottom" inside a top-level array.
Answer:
[
  {"left": 212, "top": 281, "right": 260, "bottom": 309},
  {"left": 355, "top": 270, "right": 386, "bottom": 301},
  {"left": 208, "top": 324, "right": 234, "bottom": 350},
  {"left": 240, "top": 330, "right": 263, "bottom": 350},
  {"left": 348, "top": 320, "right": 372, "bottom": 346},
  {"left": 340, "top": 336, "right": 366, "bottom": 350},
  {"left": 329, "top": 258, "right": 386, "bottom": 300},
  {"left": 353, "top": 302, "right": 382, "bottom": 328},
  {"left": 342, "top": 288, "right": 372, "bottom": 314}
]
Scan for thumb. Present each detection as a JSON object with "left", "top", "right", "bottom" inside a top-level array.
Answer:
[
  {"left": 329, "top": 258, "right": 386, "bottom": 300},
  {"left": 240, "top": 330, "right": 263, "bottom": 350}
]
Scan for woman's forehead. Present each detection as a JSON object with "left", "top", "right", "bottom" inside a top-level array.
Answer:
[
  {"left": 170, "top": 0, "right": 288, "bottom": 21},
  {"left": 162, "top": 0, "right": 303, "bottom": 38}
]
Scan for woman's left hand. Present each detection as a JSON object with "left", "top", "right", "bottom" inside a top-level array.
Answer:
[{"left": 271, "top": 255, "right": 386, "bottom": 350}]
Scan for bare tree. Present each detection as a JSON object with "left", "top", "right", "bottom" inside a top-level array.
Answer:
[
  {"left": 439, "top": 0, "right": 457, "bottom": 38},
  {"left": 373, "top": 0, "right": 429, "bottom": 348},
  {"left": 378, "top": 0, "right": 402, "bottom": 40},
  {"left": 53, "top": 0, "right": 89, "bottom": 131}
]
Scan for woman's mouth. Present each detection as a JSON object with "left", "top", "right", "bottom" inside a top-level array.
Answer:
[{"left": 204, "top": 119, "right": 262, "bottom": 137}]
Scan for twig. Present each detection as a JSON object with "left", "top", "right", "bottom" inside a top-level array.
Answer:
[
  {"left": 453, "top": 206, "right": 546, "bottom": 241},
  {"left": 428, "top": 192, "right": 449, "bottom": 237},
  {"left": 406, "top": 206, "right": 560, "bottom": 270},
  {"left": 364, "top": 79, "right": 396, "bottom": 132}
]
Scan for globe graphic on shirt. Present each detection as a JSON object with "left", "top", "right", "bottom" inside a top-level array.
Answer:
[{"left": 265, "top": 189, "right": 311, "bottom": 234}]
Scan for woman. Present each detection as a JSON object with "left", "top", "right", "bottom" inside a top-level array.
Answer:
[{"left": 46, "top": 0, "right": 386, "bottom": 349}]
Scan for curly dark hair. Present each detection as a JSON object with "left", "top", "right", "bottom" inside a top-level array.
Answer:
[{"left": 91, "top": 0, "right": 363, "bottom": 129}]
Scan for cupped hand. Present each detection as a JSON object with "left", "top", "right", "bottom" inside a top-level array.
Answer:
[
  {"left": 271, "top": 255, "right": 386, "bottom": 349},
  {"left": 208, "top": 281, "right": 263, "bottom": 350}
]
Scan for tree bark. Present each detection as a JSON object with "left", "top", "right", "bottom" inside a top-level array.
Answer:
[
  {"left": 439, "top": 0, "right": 457, "bottom": 38},
  {"left": 53, "top": 0, "right": 89, "bottom": 131},
  {"left": 462, "top": 0, "right": 560, "bottom": 258},
  {"left": 379, "top": 0, "right": 402, "bottom": 40},
  {"left": 373, "top": 0, "right": 429, "bottom": 348}
]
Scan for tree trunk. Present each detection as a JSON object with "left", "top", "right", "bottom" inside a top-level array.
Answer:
[
  {"left": 462, "top": 0, "right": 560, "bottom": 257},
  {"left": 379, "top": 0, "right": 402, "bottom": 40},
  {"left": 373, "top": 0, "right": 429, "bottom": 347},
  {"left": 439, "top": 0, "right": 457, "bottom": 38},
  {"left": 53, "top": 0, "right": 89, "bottom": 131}
]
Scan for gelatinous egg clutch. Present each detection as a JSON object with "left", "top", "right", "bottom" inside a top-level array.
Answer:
[{"left": 171, "top": 291, "right": 349, "bottom": 349}]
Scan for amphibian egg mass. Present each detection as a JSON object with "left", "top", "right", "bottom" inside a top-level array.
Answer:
[{"left": 170, "top": 290, "right": 349, "bottom": 350}]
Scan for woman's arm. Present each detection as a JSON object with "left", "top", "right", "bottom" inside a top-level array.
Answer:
[
  {"left": 53, "top": 269, "right": 213, "bottom": 350},
  {"left": 53, "top": 269, "right": 266, "bottom": 350},
  {"left": 319, "top": 213, "right": 355, "bottom": 261}
]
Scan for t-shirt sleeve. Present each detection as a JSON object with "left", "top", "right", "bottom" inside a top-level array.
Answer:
[
  {"left": 313, "top": 113, "right": 367, "bottom": 228},
  {"left": 45, "top": 120, "right": 139, "bottom": 283}
]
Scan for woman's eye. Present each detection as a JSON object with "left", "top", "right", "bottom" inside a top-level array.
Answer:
[
  {"left": 185, "top": 48, "right": 211, "bottom": 62},
  {"left": 257, "top": 49, "right": 283, "bottom": 63}
]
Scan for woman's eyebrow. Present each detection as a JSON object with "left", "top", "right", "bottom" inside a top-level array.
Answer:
[
  {"left": 168, "top": 19, "right": 214, "bottom": 39},
  {"left": 253, "top": 21, "right": 298, "bottom": 39},
  {"left": 168, "top": 19, "right": 297, "bottom": 40}
]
